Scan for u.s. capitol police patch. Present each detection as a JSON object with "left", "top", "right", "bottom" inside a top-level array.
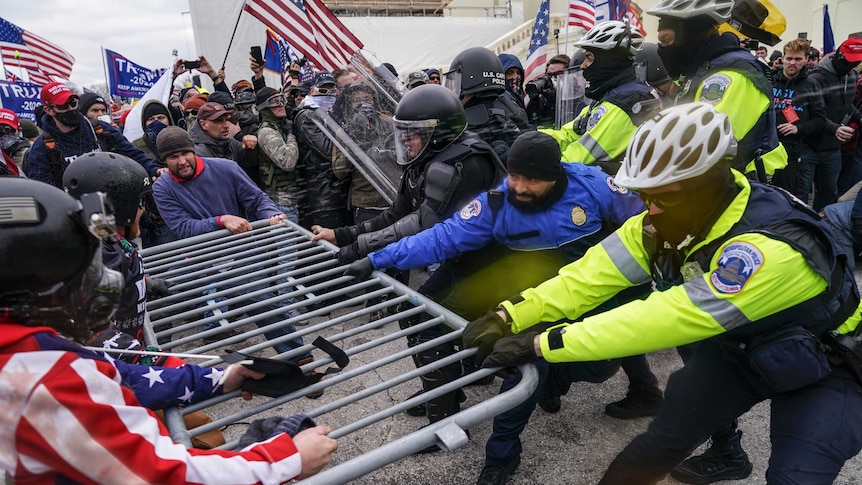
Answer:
[
  {"left": 606, "top": 176, "right": 629, "bottom": 194},
  {"left": 709, "top": 242, "right": 763, "bottom": 294},
  {"left": 460, "top": 199, "right": 482, "bottom": 220},
  {"left": 586, "top": 105, "right": 607, "bottom": 131},
  {"left": 700, "top": 74, "right": 731, "bottom": 105}
]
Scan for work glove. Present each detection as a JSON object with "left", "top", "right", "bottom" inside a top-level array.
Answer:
[
  {"left": 280, "top": 118, "right": 294, "bottom": 136},
  {"left": 480, "top": 331, "right": 540, "bottom": 369},
  {"left": 336, "top": 242, "right": 361, "bottom": 264},
  {"left": 462, "top": 310, "right": 512, "bottom": 366},
  {"left": 146, "top": 277, "right": 175, "bottom": 299},
  {"left": 344, "top": 257, "right": 374, "bottom": 279}
]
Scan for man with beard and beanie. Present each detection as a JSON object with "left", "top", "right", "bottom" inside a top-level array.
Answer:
[
  {"left": 805, "top": 36, "right": 862, "bottom": 207},
  {"left": 444, "top": 47, "right": 532, "bottom": 163},
  {"left": 189, "top": 101, "right": 259, "bottom": 184},
  {"left": 152, "top": 127, "right": 319, "bottom": 370},
  {"left": 28, "top": 82, "right": 163, "bottom": 188},
  {"left": 647, "top": 0, "right": 787, "bottom": 182},
  {"left": 312, "top": 84, "right": 504, "bottom": 439},
  {"left": 462, "top": 103, "right": 862, "bottom": 485},
  {"left": 542, "top": 20, "right": 657, "bottom": 175},
  {"left": 293, "top": 71, "right": 351, "bottom": 228},
  {"left": 0, "top": 109, "right": 28, "bottom": 176},
  {"left": 342, "top": 132, "right": 647, "bottom": 461},
  {"left": 770, "top": 38, "right": 827, "bottom": 196},
  {"left": 0, "top": 177, "right": 338, "bottom": 483},
  {"left": 256, "top": 87, "right": 303, "bottom": 223},
  {"left": 498, "top": 53, "right": 526, "bottom": 110}
]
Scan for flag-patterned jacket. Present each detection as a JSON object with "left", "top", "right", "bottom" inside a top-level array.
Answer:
[{"left": 0, "top": 319, "right": 303, "bottom": 484}]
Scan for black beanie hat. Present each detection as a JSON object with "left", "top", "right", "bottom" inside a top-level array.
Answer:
[
  {"left": 506, "top": 131, "right": 562, "bottom": 181},
  {"left": 78, "top": 92, "right": 108, "bottom": 114},
  {"left": 156, "top": 126, "right": 195, "bottom": 161},
  {"left": 142, "top": 102, "right": 170, "bottom": 122}
]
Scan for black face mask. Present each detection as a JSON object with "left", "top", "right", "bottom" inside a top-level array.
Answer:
[
  {"left": 833, "top": 54, "right": 861, "bottom": 76},
  {"left": 0, "top": 133, "right": 20, "bottom": 152},
  {"left": 583, "top": 57, "right": 632, "bottom": 98},
  {"left": 657, "top": 43, "right": 694, "bottom": 80},
  {"left": 55, "top": 110, "right": 81, "bottom": 129}
]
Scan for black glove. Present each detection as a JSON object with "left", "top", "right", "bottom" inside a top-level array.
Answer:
[
  {"left": 280, "top": 118, "right": 294, "bottom": 135},
  {"left": 344, "top": 257, "right": 374, "bottom": 279},
  {"left": 480, "top": 331, "right": 540, "bottom": 369},
  {"left": 336, "top": 242, "right": 361, "bottom": 264},
  {"left": 146, "top": 277, "right": 175, "bottom": 299},
  {"left": 462, "top": 310, "right": 512, "bottom": 366}
]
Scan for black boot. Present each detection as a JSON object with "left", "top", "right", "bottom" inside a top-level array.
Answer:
[
  {"left": 604, "top": 384, "right": 663, "bottom": 419},
  {"left": 670, "top": 430, "right": 753, "bottom": 484},
  {"left": 537, "top": 383, "right": 561, "bottom": 413}
]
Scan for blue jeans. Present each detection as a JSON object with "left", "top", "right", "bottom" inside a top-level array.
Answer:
[
  {"left": 598, "top": 341, "right": 862, "bottom": 485},
  {"left": 796, "top": 147, "right": 842, "bottom": 211},
  {"left": 485, "top": 359, "right": 621, "bottom": 465},
  {"left": 202, "top": 274, "right": 308, "bottom": 361}
]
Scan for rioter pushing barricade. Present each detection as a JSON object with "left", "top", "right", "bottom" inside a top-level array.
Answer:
[
  {"left": 0, "top": 177, "right": 337, "bottom": 483},
  {"left": 462, "top": 103, "right": 862, "bottom": 485}
]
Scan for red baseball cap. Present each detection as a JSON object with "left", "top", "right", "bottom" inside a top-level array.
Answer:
[
  {"left": 40, "top": 82, "right": 78, "bottom": 106},
  {"left": 839, "top": 37, "right": 862, "bottom": 63},
  {"left": 0, "top": 108, "right": 19, "bottom": 130}
]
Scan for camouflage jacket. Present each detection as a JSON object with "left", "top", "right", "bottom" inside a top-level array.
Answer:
[{"left": 257, "top": 120, "right": 304, "bottom": 207}]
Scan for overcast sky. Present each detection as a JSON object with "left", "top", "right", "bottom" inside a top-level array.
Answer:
[{"left": 3, "top": 0, "right": 195, "bottom": 88}]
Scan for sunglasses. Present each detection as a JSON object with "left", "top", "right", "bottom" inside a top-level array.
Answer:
[
  {"left": 429, "top": 76, "right": 440, "bottom": 81},
  {"left": 639, "top": 191, "right": 686, "bottom": 210},
  {"left": 52, "top": 97, "right": 79, "bottom": 110},
  {"left": 316, "top": 86, "right": 334, "bottom": 95},
  {"left": 185, "top": 109, "right": 199, "bottom": 116}
]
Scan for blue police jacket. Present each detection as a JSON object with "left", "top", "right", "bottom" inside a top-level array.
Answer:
[{"left": 368, "top": 162, "right": 646, "bottom": 271}]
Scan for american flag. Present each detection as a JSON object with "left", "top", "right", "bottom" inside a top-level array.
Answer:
[
  {"left": 524, "top": 0, "right": 551, "bottom": 82},
  {"left": 626, "top": 7, "right": 646, "bottom": 37},
  {"left": 243, "top": 0, "right": 363, "bottom": 73},
  {"left": 0, "top": 17, "right": 74, "bottom": 85},
  {"left": 4, "top": 68, "right": 17, "bottom": 83},
  {"left": 569, "top": 0, "right": 596, "bottom": 31}
]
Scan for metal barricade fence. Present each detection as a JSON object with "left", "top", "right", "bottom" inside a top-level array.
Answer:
[{"left": 140, "top": 219, "right": 538, "bottom": 484}]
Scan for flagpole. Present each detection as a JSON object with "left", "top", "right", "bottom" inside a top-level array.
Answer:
[
  {"left": 222, "top": 3, "right": 246, "bottom": 70},
  {"left": 101, "top": 45, "right": 112, "bottom": 103}
]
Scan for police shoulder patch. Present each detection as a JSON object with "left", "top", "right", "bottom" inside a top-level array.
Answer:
[
  {"left": 571, "top": 206, "right": 587, "bottom": 226},
  {"left": 586, "top": 105, "right": 607, "bottom": 131},
  {"left": 709, "top": 241, "right": 764, "bottom": 294},
  {"left": 606, "top": 176, "right": 628, "bottom": 194},
  {"left": 460, "top": 199, "right": 482, "bottom": 220},
  {"left": 700, "top": 74, "right": 732, "bottom": 105}
]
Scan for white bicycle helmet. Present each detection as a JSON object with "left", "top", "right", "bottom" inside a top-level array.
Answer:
[
  {"left": 647, "top": 0, "right": 734, "bottom": 24},
  {"left": 615, "top": 102, "right": 737, "bottom": 189},
  {"left": 574, "top": 20, "right": 644, "bottom": 57}
]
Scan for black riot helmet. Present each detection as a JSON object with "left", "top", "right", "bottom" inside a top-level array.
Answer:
[
  {"left": 63, "top": 152, "right": 152, "bottom": 228},
  {"left": 635, "top": 43, "right": 672, "bottom": 87},
  {"left": 392, "top": 84, "right": 467, "bottom": 165},
  {"left": 569, "top": 48, "right": 588, "bottom": 69},
  {"left": 0, "top": 178, "right": 123, "bottom": 339},
  {"left": 444, "top": 47, "right": 506, "bottom": 97}
]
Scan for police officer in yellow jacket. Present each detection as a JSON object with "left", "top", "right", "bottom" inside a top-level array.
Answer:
[
  {"left": 647, "top": 0, "right": 787, "bottom": 180},
  {"left": 542, "top": 20, "right": 658, "bottom": 173},
  {"left": 463, "top": 103, "right": 862, "bottom": 485}
]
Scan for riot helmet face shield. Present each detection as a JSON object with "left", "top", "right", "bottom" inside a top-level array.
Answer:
[
  {"left": 554, "top": 67, "right": 587, "bottom": 129},
  {"left": 443, "top": 69, "right": 462, "bottom": 98},
  {"left": 393, "top": 117, "right": 437, "bottom": 166}
]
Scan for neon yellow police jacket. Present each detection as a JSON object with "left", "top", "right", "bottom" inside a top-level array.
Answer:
[{"left": 499, "top": 170, "right": 860, "bottom": 363}]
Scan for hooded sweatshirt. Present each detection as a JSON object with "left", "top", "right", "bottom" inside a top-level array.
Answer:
[
  {"left": 808, "top": 53, "right": 862, "bottom": 152},
  {"left": 132, "top": 99, "right": 175, "bottom": 163}
]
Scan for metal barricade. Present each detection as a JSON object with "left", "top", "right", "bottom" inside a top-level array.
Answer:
[{"left": 141, "top": 219, "right": 537, "bottom": 484}]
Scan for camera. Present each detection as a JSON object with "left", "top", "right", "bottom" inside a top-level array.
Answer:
[
  {"left": 742, "top": 39, "right": 760, "bottom": 51},
  {"left": 183, "top": 60, "right": 200, "bottom": 70},
  {"left": 525, "top": 75, "right": 554, "bottom": 98},
  {"left": 296, "top": 57, "right": 308, "bottom": 67}
]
